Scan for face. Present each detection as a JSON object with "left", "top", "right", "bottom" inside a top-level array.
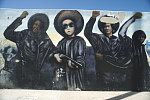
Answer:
[
  {"left": 137, "top": 35, "right": 145, "bottom": 44},
  {"left": 62, "top": 19, "right": 75, "bottom": 37},
  {"left": 33, "top": 20, "right": 41, "bottom": 33},
  {"left": 104, "top": 23, "right": 112, "bottom": 36}
]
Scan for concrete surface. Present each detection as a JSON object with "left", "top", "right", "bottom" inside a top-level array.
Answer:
[{"left": 0, "top": 89, "right": 150, "bottom": 100}]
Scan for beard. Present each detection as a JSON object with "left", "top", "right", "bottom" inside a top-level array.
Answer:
[{"left": 32, "top": 30, "right": 42, "bottom": 41}]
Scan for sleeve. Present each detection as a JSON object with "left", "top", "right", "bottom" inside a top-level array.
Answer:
[
  {"left": 118, "top": 17, "right": 135, "bottom": 38},
  {"left": 75, "top": 38, "right": 86, "bottom": 69},
  {"left": 103, "top": 53, "right": 132, "bottom": 68},
  {"left": 53, "top": 38, "right": 64, "bottom": 55},
  {"left": 3, "top": 17, "right": 27, "bottom": 43},
  {"left": 48, "top": 36, "right": 57, "bottom": 52},
  {"left": 84, "top": 17, "right": 96, "bottom": 39},
  {"left": 118, "top": 17, "right": 134, "bottom": 61},
  {"left": 84, "top": 17, "right": 100, "bottom": 52},
  {"left": 47, "top": 38, "right": 57, "bottom": 59}
]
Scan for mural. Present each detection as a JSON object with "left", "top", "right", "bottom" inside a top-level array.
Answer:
[{"left": 0, "top": 8, "right": 150, "bottom": 91}]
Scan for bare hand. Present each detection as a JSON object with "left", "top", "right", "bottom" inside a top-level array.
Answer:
[
  {"left": 92, "top": 11, "right": 100, "bottom": 18},
  {"left": 68, "top": 60, "right": 74, "bottom": 68},
  {"left": 20, "top": 11, "right": 29, "bottom": 19},
  {"left": 54, "top": 54, "right": 62, "bottom": 63},
  {"left": 96, "top": 53, "right": 103, "bottom": 61},
  {"left": 133, "top": 12, "right": 142, "bottom": 19}
]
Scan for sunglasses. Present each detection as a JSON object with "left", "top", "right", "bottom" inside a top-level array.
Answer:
[{"left": 62, "top": 22, "right": 75, "bottom": 29}]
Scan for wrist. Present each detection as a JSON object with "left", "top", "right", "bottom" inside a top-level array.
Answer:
[{"left": 92, "top": 16, "right": 97, "bottom": 19}]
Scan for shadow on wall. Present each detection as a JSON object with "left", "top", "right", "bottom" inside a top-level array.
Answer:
[{"left": 84, "top": 46, "right": 97, "bottom": 90}]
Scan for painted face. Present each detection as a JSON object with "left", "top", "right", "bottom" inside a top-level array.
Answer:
[
  {"left": 104, "top": 23, "right": 112, "bottom": 36},
  {"left": 33, "top": 20, "right": 41, "bottom": 33},
  {"left": 62, "top": 19, "right": 75, "bottom": 37},
  {"left": 137, "top": 35, "right": 145, "bottom": 44}
]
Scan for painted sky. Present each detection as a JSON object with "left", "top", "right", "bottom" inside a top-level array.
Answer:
[
  {"left": 0, "top": 0, "right": 150, "bottom": 46},
  {"left": 0, "top": 9, "right": 150, "bottom": 47}
]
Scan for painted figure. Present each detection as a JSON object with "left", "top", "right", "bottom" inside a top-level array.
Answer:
[
  {"left": 131, "top": 30, "right": 149, "bottom": 91},
  {"left": 0, "top": 46, "right": 18, "bottom": 88},
  {"left": 54, "top": 10, "right": 86, "bottom": 91},
  {"left": 3, "top": 11, "right": 56, "bottom": 89},
  {"left": 2, "top": 46, "right": 17, "bottom": 72},
  {"left": 84, "top": 11, "right": 142, "bottom": 90}
]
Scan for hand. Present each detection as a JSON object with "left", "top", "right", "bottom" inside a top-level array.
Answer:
[
  {"left": 92, "top": 11, "right": 100, "bottom": 18},
  {"left": 133, "top": 12, "right": 142, "bottom": 19},
  {"left": 20, "top": 11, "right": 29, "bottom": 19},
  {"left": 96, "top": 53, "right": 103, "bottom": 61},
  {"left": 54, "top": 54, "right": 62, "bottom": 63},
  {"left": 68, "top": 60, "right": 74, "bottom": 68}
]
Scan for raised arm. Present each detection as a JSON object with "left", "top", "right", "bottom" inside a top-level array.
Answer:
[
  {"left": 84, "top": 11, "right": 100, "bottom": 39},
  {"left": 4, "top": 11, "right": 29, "bottom": 43},
  {"left": 119, "top": 12, "right": 142, "bottom": 38}
]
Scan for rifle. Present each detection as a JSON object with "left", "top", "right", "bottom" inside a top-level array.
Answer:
[{"left": 59, "top": 54, "right": 82, "bottom": 68}]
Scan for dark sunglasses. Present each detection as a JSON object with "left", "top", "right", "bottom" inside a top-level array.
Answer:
[{"left": 62, "top": 22, "right": 75, "bottom": 29}]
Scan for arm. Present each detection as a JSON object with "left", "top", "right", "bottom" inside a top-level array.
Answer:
[
  {"left": 74, "top": 38, "right": 86, "bottom": 69},
  {"left": 47, "top": 37, "right": 57, "bottom": 58},
  {"left": 4, "top": 11, "right": 28, "bottom": 43},
  {"left": 53, "top": 39, "right": 65, "bottom": 63},
  {"left": 84, "top": 11, "right": 100, "bottom": 39},
  {"left": 118, "top": 17, "right": 135, "bottom": 38},
  {"left": 119, "top": 12, "right": 142, "bottom": 38},
  {"left": 84, "top": 11, "right": 102, "bottom": 53}
]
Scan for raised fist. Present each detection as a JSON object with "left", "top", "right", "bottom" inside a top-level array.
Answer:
[
  {"left": 20, "top": 11, "right": 29, "bottom": 19},
  {"left": 133, "top": 12, "right": 142, "bottom": 19},
  {"left": 92, "top": 11, "right": 100, "bottom": 18}
]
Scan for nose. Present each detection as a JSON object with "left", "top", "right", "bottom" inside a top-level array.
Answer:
[
  {"left": 106, "top": 27, "right": 109, "bottom": 29},
  {"left": 66, "top": 26, "right": 70, "bottom": 30},
  {"left": 34, "top": 25, "right": 37, "bottom": 28}
]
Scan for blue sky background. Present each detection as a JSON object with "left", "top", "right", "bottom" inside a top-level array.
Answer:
[{"left": 0, "top": 0, "right": 150, "bottom": 12}]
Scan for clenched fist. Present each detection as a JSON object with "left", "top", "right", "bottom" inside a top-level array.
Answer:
[
  {"left": 133, "top": 12, "right": 142, "bottom": 19},
  {"left": 92, "top": 11, "right": 100, "bottom": 18},
  {"left": 20, "top": 11, "right": 29, "bottom": 19}
]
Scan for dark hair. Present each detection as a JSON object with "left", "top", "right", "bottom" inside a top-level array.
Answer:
[
  {"left": 28, "top": 13, "right": 49, "bottom": 32},
  {"left": 132, "top": 30, "right": 146, "bottom": 40},
  {"left": 31, "top": 19, "right": 44, "bottom": 31},
  {"left": 3, "top": 46, "right": 16, "bottom": 60},
  {"left": 54, "top": 10, "right": 84, "bottom": 37},
  {"left": 4, "top": 46, "right": 16, "bottom": 54}
]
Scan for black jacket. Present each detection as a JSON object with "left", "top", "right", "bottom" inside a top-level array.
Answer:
[{"left": 4, "top": 17, "right": 56, "bottom": 88}]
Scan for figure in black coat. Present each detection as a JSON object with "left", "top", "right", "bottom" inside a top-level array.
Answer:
[
  {"left": 84, "top": 11, "right": 142, "bottom": 90},
  {"left": 4, "top": 11, "right": 56, "bottom": 89},
  {"left": 131, "top": 30, "right": 149, "bottom": 91},
  {"left": 54, "top": 10, "right": 86, "bottom": 91}
]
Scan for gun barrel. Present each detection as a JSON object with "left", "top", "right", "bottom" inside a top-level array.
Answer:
[{"left": 59, "top": 54, "right": 82, "bottom": 68}]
